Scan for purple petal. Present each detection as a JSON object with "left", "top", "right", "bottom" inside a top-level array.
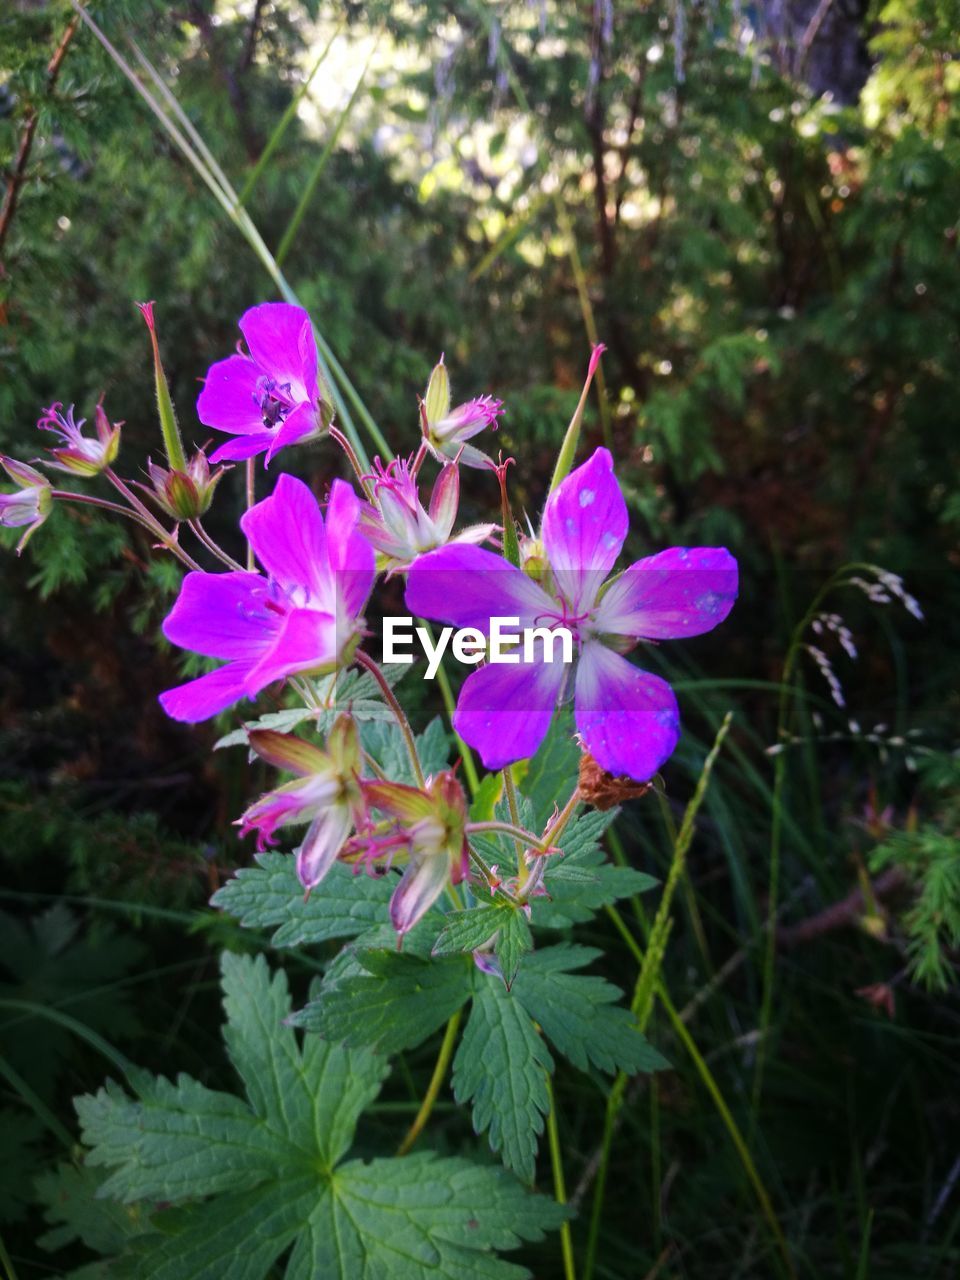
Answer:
[
  {"left": 390, "top": 853, "right": 451, "bottom": 936},
  {"left": 240, "top": 474, "right": 331, "bottom": 600},
  {"left": 325, "top": 479, "right": 375, "bottom": 620},
  {"left": 574, "top": 641, "right": 679, "bottom": 781},
  {"left": 542, "top": 448, "right": 627, "bottom": 611},
  {"left": 297, "top": 805, "right": 352, "bottom": 890},
  {"left": 454, "top": 658, "right": 566, "bottom": 769},
  {"left": 243, "top": 607, "right": 338, "bottom": 695},
  {"left": 263, "top": 401, "right": 318, "bottom": 465},
  {"left": 238, "top": 303, "right": 315, "bottom": 402},
  {"left": 405, "top": 544, "right": 554, "bottom": 632},
  {"left": 196, "top": 355, "right": 262, "bottom": 432},
  {"left": 208, "top": 433, "right": 274, "bottom": 463},
  {"left": 162, "top": 571, "right": 274, "bottom": 660},
  {"left": 593, "top": 547, "right": 738, "bottom": 639},
  {"left": 159, "top": 661, "right": 251, "bottom": 723}
]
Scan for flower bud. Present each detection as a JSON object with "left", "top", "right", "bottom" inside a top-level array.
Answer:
[
  {"left": 145, "top": 450, "right": 226, "bottom": 521},
  {"left": 38, "top": 402, "right": 120, "bottom": 476},
  {"left": 424, "top": 355, "right": 451, "bottom": 425},
  {"left": 138, "top": 301, "right": 187, "bottom": 471},
  {"left": 0, "top": 456, "right": 52, "bottom": 553}
]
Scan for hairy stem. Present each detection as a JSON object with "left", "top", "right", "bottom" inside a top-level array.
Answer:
[
  {"left": 188, "top": 518, "right": 245, "bottom": 570},
  {"left": 355, "top": 650, "right": 424, "bottom": 787},
  {"left": 545, "top": 1075, "right": 577, "bottom": 1280}
]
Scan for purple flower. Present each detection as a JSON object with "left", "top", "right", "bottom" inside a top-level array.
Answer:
[
  {"left": 38, "top": 402, "right": 120, "bottom": 476},
  {"left": 358, "top": 455, "right": 495, "bottom": 571},
  {"left": 238, "top": 716, "right": 365, "bottom": 890},
  {"left": 422, "top": 355, "right": 503, "bottom": 468},
  {"left": 197, "top": 303, "right": 327, "bottom": 465},
  {"left": 159, "top": 474, "right": 374, "bottom": 722},
  {"left": 0, "top": 457, "right": 52, "bottom": 553},
  {"left": 405, "top": 447, "right": 738, "bottom": 781}
]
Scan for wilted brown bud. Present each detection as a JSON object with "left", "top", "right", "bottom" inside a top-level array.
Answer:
[{"left": 578, "top": 752, "right": 654, "bottom": 810}]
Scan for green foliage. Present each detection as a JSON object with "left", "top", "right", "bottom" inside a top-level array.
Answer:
[
  {"left": 452, "top": 976, "right": 554, "bottom": 1184},
  {"left": 65, "top": 952, "right": 564, "bottom": 1279},
  {"left": 290, "top": 950, "right": 474, "bottom": 1054}
]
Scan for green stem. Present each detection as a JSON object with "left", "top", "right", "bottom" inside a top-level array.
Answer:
[
  {"left": 396, "top": 1007, "right": 463, "bottom": 1155},
  {"left": 244, "top": 459, "right": 256, "bottom": 569},
  {"left": 188, "top": 518, "right": 245, "bottom": 570},
  {"left": 0, "top": 1229, "right": 20, "bottom": 1280},
  {"left": 355, "top": 650, "right": 424, "bottom": 787},
  {"left": 466, "top": 820, "right": 551, "bottom": 852},
  {"left": 545, "top": 1074, "right": 577, "bottom": 1280},
  {"left": 502, "top": 764, "right": 525, "bottom": 881}
]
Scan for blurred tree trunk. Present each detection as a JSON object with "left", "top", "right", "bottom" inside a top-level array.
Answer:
[{"left": 757, "top": 0, "right": 873, "bottom": 103}]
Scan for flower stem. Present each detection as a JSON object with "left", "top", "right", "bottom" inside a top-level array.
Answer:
[
  {"left": 544, "top": 786, "right": 582, "bottom": 845},
  {"left": 502, "top": 764, "right": 524, "bottom": 884},
  {"left": 545, "top": 1074, "right": 577, "bottom": 1280},
  {"left": 330, "top": 424, "right": 373, "bottom": 499},
  {"left": 188, "top": 518, "right": 245, "bottom": 570},
  {"left": 466, "top": 819, "right": 551, "bottom": 852},
  {"left": 396, "top": 1007, "right": 463, "bottom": 1156},
  {"left": 355, "top": 649, "right": 425, "bottom": 787},
  {"left": 418, "top": 619, "right": 480, "bottom": 796},
  {"left": 244, "top": 458, "right": 256, "bottom": 569},
  {"left": 74, "top": 476, "right": 201, "bottom": 571}
]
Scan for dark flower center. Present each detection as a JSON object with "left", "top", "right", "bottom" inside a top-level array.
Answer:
[{"left": 256, "top": 377, "right": 294, "bottom": 429}]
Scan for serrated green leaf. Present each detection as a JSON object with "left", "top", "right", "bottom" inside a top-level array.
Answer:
[
  {"left": 533, "top": 809, "right": 658, "bottom": 928},
  {"left": 290, "top": 950, "right": 473, "bottom": 1054},
  {"left": 65, "top": 953, "right": 561, "bottom": 1279},
  {"left": 495, "top": 910, "right": 533, "bottom": 989},
  {"left": 362, "top": 715, "right": 450, "bottom": 784},
  {"left": 210, "top": 853, "right": 393, "bottom": 947},
  {"left": 432, "top": 903, "right": 516, "bottom": 956},
  {"left": 513, "top": 946, "right": 669, "bottom": 1075},
  {"left": 36, "top": 1163, "right": 151, "bottom": 1258},
  {"left": 453, "top": 976, "right": 553, "bottom": 1183}
]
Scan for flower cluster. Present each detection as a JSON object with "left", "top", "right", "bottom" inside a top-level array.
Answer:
[{"left": 4, "top": 298, "right": 739, "bottom": 940}]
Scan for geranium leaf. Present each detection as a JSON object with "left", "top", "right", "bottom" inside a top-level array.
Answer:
[
  {"left": 66, "top": 953, "right": 561, "bottom": 1279},
  {"left": 453, "top": 974, "right": 553, "bottom": 1184},
  {"left": 289, "top": 950, "right": 474, "bottom": 1054},
  {"left": 210, "top": 853, "right": 393, "bottom": 947},
  {"left": 512, "top": 945, "right": 670, "bottom": 1075},
  {"left": 533, "top": 809, "right": 658, "bottom": 928}
]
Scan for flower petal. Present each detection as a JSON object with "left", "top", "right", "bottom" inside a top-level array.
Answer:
[
  {"left": 239, "top": 303, "right": 315, "bottom": 402},
  {"left": 593, "top": 547, "right": 739, "bottom": 640},
  {"left": 542, "top": 447, "right": 627, "bottom": 611},
  {"left": 405, "top": 543, "right": 555, "bottom": 632},
  {"left": 325, "top": 479, "right": 376, "bottom": 621},
  {"left": 196, "top": 355, "right": 263, "bottom": 432},
  {"left": 453, "top": 657, "right": 566, "bottom": 769},
  {"left": 162, "top": 571, "right": 274, "bottom": 660},
  {"left": 247, "top": 729, "right": 331, "bottom": 776},
  {"left": 159, "top": 661, "right": 250, "bottom": 723},
  {"left": 362, "top": 779, "right": 435, "bottom": 823},
  {"left": 296, "top": 803, "right": 353, "bottom": 890},
  {"left": 240, "top": 473, "right": 331, "bottom": 600},
  {"left": 574, "top": 642, "right": 679, "bottom": 781},
  {"left": 209, "top": 433, "right": 275, "bottom": 463},
  {"left": 243, "top": 607, "right": 337, "bottom": 695},
  {"left": 263, "top": 401, "right": 318, "bottom": 465},
  {"left": 390, "top": 853, "right": 450, "bottom": 936}
]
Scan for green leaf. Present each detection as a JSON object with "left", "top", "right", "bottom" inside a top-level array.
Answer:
[
  {"left": 67, "top": 953, "right": 561, "bottom": 1279},
  {"left": 519, "top": 709, "right": 579, "bottom": 825},
  {"left": 289, "top": 950, "right": 474, "bottom": 1054},
  {"left": 210, "top": 853, "right": 393, "bottom": 947},
  {"left": 362, "top": 715, "right": 450, "bottom": 784},
  {"left": 513, "top": 946, "right": 669, "bottom": 1075},
  {"left": 453, "top": 976, "right": 553, "bottom": 1184},
  {"left": 495, "top": 909, "right": 533, "bottom": 989},
  {"left": 533, "top": 809, "right": 658, "bottom": 928},
  {"left": 432, "top": 903, "right": 517, "bottom": 956}
]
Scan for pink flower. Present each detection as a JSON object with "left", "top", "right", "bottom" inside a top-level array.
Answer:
[
  {"left": 38, "top": 402, "right": 120, "bottom": 476},
  {"left": 159, "top": 474, "right": 374, "bottom": 722},
  {"left": 239, "top": 717, "right": 364, "bottom": 891},
  {"left": 421, "top": 355, "right": 503, "bottom": 468},
  {"left": 0, "top": 457, "right": 52, "bottom": 553},
  {"left": 405, "top": 447, "right": 738, "bottom": 781},
  {"left": 358, "top": 456, "right": 495, "bottom": 571},
  {"left": 197, "top": 303, "right": 327, "bottom": 465}
]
